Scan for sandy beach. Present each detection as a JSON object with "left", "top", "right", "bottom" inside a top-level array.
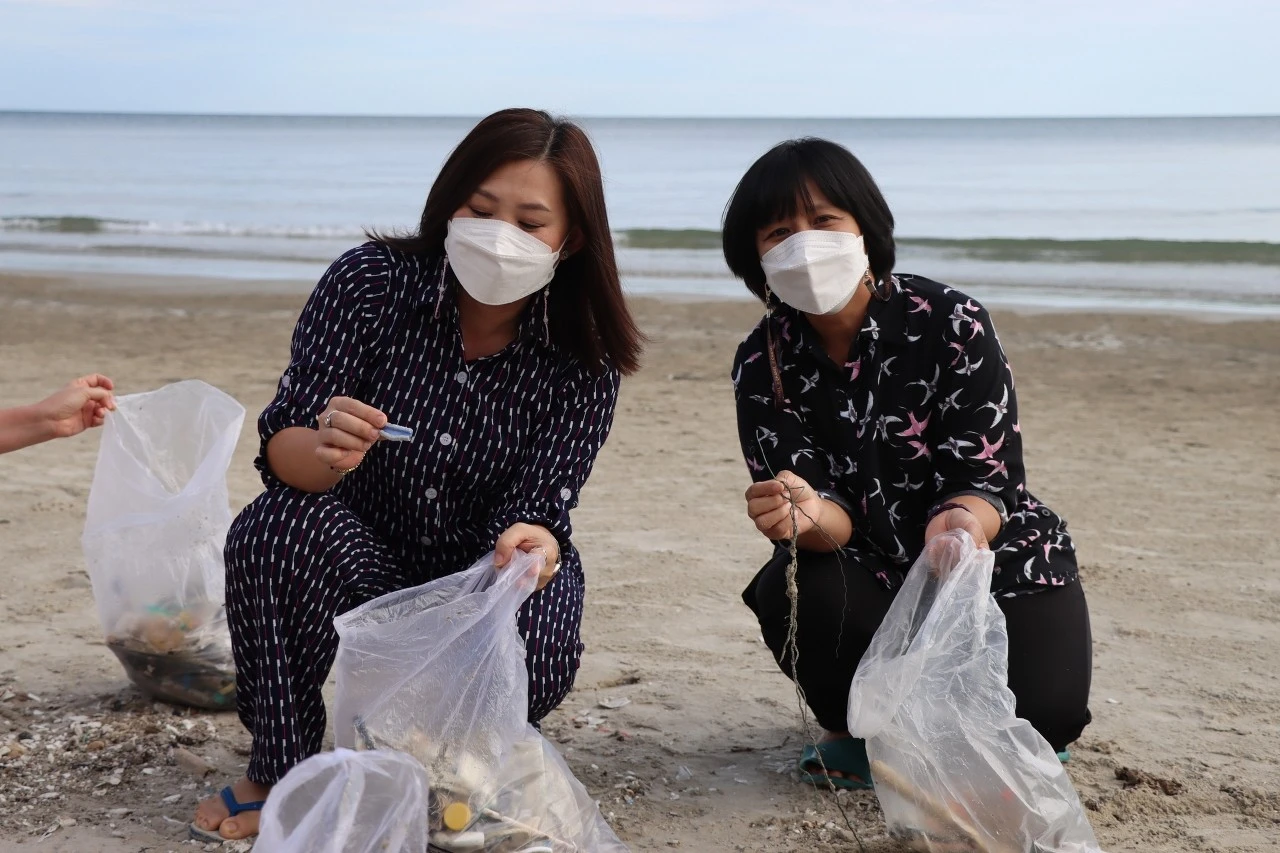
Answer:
[{"left": 1, "top": 270, "right": 1277, "bottom": 852}]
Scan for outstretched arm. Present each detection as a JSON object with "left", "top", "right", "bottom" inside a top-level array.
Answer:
[{"left": 0, "top": 374, "right": 116, "bottom": 454}]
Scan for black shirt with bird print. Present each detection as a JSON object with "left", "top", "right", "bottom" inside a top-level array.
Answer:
[{"left": 732, "top": 274, "right": 1077, "bottom": 597}]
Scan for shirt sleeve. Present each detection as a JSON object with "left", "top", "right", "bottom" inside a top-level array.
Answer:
[
  {"left": 930, "top": 300, "right": 1024, "bottom": 519},
  {"left": 731, "top": 335, "right": 834, "bottom": 493},
  {"left": 485, "top": 361, "right": 620, "bottom": 550},
  {"left": 255, "top": 246, "right": 390, "bottom": 486}
]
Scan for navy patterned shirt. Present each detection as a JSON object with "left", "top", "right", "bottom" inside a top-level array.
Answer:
[
  {"left": 732, "top": 275, "right": 1076, "bottom": 597},
  {"left": 256, "top": 241, "right": 620, "bottom": 581}
]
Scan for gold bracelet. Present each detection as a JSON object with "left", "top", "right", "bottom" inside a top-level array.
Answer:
[{"left": 332, "top": 459, "right": 361, "bottom": 478}]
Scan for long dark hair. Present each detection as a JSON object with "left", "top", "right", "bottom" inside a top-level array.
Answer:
[
  {"left": 722, "top": 137, "right": 896, "bottom": 305},
  {"left": 374, "top": 108, "right": 643, "bottom": 375}
]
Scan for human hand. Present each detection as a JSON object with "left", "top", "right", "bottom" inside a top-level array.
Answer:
[
  {"left": 745, "top": 470, "right": 824, "bottom": 541},
  {"left": 37, "top": 374, "right": 116, "bottom": 438},
  {"left": 315, "top": 396, "right": 387, "bottom": 471},
  {"left": 494, "top": 523, "right": 560, "bottom": 591},
  {"left": 924, "top": 506, "right": 988, "bottom": 578}
]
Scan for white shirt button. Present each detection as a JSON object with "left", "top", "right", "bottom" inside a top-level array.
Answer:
[
  {"left": 455, "top": 370, "right": 469, "bottom": 384},
  {"left": 440, "top": 433, "right": 453, "bottom": 446},
  {"left": 425, "top": 488, "right": 438, "bottom": 499},
  {"left": 560, "top": 487, "right": 573, "bottom": 501},
  {"left": 420, "top": 535, "right": 432, "bottom": 545}
]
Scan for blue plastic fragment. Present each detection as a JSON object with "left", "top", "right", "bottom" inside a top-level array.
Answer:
[{"left": 379, "top": 423, "right": 414, "bottom": 442}]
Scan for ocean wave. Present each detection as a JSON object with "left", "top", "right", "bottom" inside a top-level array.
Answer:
[
  {"left": 0, "top": 240, "right": 336, "bottom": 264},
  {"left": 615, "top": 230, "right": 1280, "bottom": 265},
  {"left": 0, "top": 239, "right": 729, "bottom": 276},
  {"left": 0, "top": 216, "right": 365, "bottom": 240},
  {"left": 5, "top": 217, "right": 1279, "bottom": 266},
  {"left": 614, "top": 229, "right": 723, "bottom": 250},
  {"left": 900, "top": 237, "right": 1280, "bottom": 266},
  {"left": 0, "top": 217, "right": 723, "bottom": 247}
]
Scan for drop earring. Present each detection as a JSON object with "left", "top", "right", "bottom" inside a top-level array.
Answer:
[
  {"left": 542, "top": 282, "right": 552, "bottom": 343},
  {"left": 862, "top": 271, "right": 893, "bottom": 302},
  {"left": 434, "top": 259, "right": 449, "bottom": 319},
  {"left": 762, "top": 286, "right": 786, "bottom": 410},
  {"left": 876, "top": 274, "right": 896, "bottom": 301}
]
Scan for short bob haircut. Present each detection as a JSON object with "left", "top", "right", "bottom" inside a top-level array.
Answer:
[
  {"left": 722, "top": 138, "right": 896, "bottom": 305},
  {"left": 374, "top": 108, "right": 644, "bottom": 375}
]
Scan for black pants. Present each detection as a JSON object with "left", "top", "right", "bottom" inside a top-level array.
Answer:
[{"left": 746, "top": 548, "right": 1093, "bottom": 752}]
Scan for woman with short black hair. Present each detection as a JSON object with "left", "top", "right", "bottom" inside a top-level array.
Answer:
[
  {"left": 725, "top": 138, "right": 1092, "bottom": 790},
  {"left": 193, "top": 108, "right": 643, "bottom": 842}
]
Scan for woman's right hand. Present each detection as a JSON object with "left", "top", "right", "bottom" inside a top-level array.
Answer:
[
  {"left": 37, "top": 374, "right": 116, "bottom": 438},
  {"left": 315, "top": 396, "right": 387, "bottom": 471},
  {"left": 746, "top": 470, "right": 824, "bottom": 540}
]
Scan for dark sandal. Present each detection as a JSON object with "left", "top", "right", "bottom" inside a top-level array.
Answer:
[
  {"left": 189, "top": 785, "right": 267, "bottom": 843},
  {"left": 798, "top": 737, "right": 874, "bottom": 791}
]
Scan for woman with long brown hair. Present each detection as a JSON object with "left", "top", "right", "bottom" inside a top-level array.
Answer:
[{"left": 192, "top": 108, "right": 643, "bottom": 842}]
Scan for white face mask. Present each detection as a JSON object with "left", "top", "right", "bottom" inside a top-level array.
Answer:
[
  {"left": 760, "top": 230, "right": 870, "bottom": 315},
  {"left": 445, "top": 217, "right": 563, "bottom": 306}
]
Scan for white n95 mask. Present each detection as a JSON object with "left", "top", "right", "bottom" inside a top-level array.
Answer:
[
  {"left": 760, "top": 230, "right": 870, "bottom": 315},
  {"left": 445, "top": 217, "right": 562, "bottom": 306}
]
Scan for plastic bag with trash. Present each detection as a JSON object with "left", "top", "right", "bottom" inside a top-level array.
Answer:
[
  {"left": 847, "top": 532, "right": 1102, "bottom": 853},
  {"left": 82, "top": 380, "right": 245, "bottom": 710},
  {"left": 256, "top": 748, "right": 431, "bottom": 853},
  {"left": 334, "top": 550, "right": 628, "bottom": 853}
]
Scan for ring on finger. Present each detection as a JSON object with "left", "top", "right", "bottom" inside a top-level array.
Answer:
[
  {"left": 324, "top": 411, "right": 335, "bottom": 429},
  {"left": 534, "top": 545, "right": 560, "bottom": 575}
]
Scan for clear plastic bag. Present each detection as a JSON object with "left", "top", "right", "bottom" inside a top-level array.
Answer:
[
  {"left": 334, "top": 551, "right": 628, "bottom": 853},
  {"left": 256, "top": 748, "right": 432, "bottom": 853},
  {"left": 81, "top": 380, "right": 245, "bottom": 710},
  {"left": 847, "top": 532, "right": 1102, "bottom": 853}
]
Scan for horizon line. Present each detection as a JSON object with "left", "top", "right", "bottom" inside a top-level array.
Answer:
[{"left": 2, "top": 108, "right": 1278, "bottom": 122}]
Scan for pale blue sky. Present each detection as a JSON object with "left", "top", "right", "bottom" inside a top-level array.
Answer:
[{"left": 1, "top": 0, "right": 1276, "bottom": 118}]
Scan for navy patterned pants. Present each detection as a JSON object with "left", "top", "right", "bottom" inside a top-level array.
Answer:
[{"left": 223, "top": 487, "right": 584, "bottom": 785}]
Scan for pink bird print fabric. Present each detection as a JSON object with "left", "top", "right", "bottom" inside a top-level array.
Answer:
[{"left": 732, "top": 274, "right": 1076, "bottom": 597}]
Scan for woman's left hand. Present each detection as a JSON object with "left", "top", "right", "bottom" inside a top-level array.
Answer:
[
  {"left": 494, "top": 523, "right": 560, "bottom": 590},
  {"left": 924, "top": 505, "right": 989, "bottom": 578},
  {"left": 924, "top": 506, "right": 989, "bottom": 551}
]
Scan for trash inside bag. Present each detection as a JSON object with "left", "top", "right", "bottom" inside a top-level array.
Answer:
[
  {"left": 334, "top": 550, "right": 628, "bottom": 853},
  {"left": 256, "top": 748, "right": 431, "bottom": 853},
  {"left": 82, "top": 380, "right": 245, "bottom": 710},
  {"left": 847, "top": 532, "right": 1102, "bottom": 853}
]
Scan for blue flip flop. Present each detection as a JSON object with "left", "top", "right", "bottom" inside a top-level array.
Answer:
[
  {"left": 189, "top": 785, "right": 267, "bottom": 843},
  {"left": 798, "top": 737, "right": 874, "bottom": 791}
]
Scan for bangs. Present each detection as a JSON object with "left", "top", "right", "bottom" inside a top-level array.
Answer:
[
  {"left": 738, "top": 146, "right": 817, "bottom": 232},
  {"left": 722, "top": 136, "right": 896, "bottom": 303}
]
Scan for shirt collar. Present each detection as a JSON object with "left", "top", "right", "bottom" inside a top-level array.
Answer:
[
  {"left": 780, "top": 275, "right": 908, "bottom": 357},
  {"left": 425, "top": 258, "right": 557, "bottom": 353},
  {"left": 867, "top": 275, "right": 908, "bottom": 344}
]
